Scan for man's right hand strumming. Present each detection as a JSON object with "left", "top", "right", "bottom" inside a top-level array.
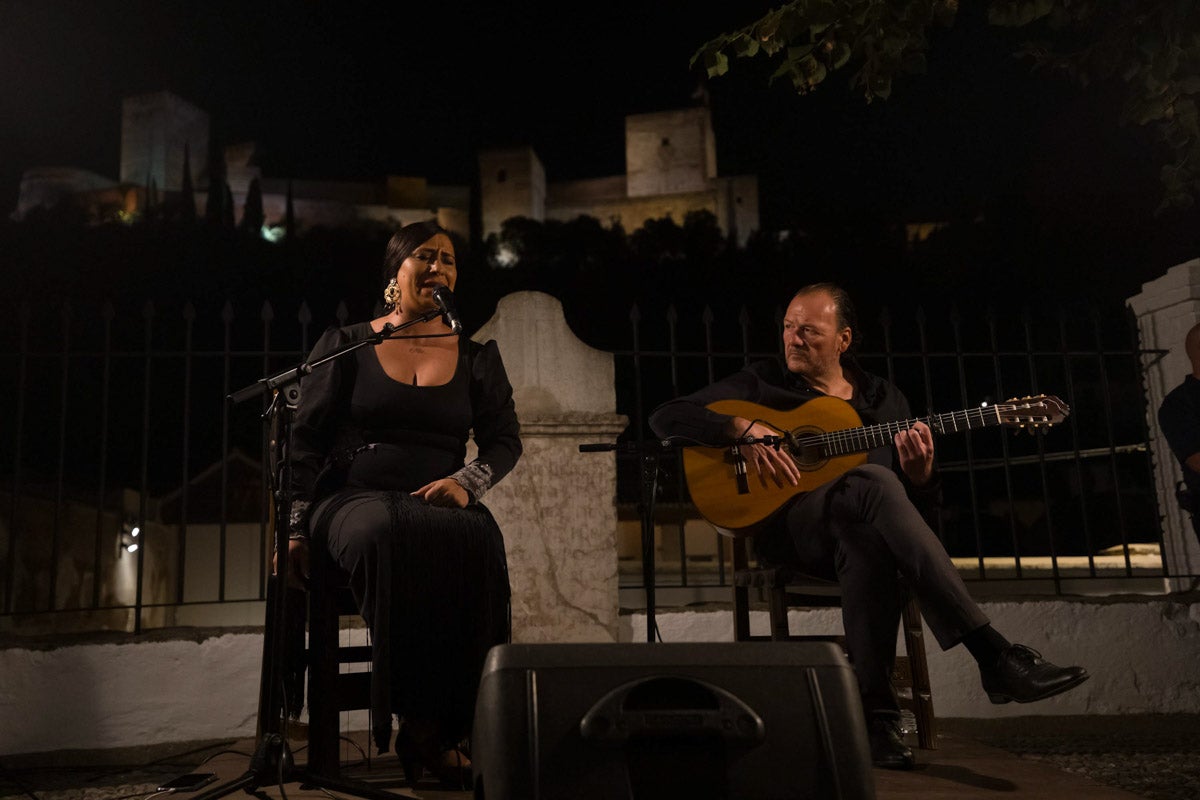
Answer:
[{"left": 728, "top": 415, "right": 801, "bottom": 489}]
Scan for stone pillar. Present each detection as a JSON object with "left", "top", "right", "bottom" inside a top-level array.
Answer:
[
  {"left": 1127, "top": 258, "right": 1200, "bottom": 588},
  {"left": 471, "top": 291, "right": 628, "bottom": 641}
]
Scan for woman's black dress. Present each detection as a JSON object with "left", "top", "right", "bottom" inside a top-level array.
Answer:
[{"left": 288, "top": 322, "right": 522, "bottom": 752}]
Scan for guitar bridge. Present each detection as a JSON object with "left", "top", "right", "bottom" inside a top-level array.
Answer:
[{"left": 728, "top": 444, "right": 750, "bottom": 495}]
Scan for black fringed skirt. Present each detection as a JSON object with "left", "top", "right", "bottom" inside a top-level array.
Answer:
[{"left": 311, "top": 487, "right": 511, "bottom": 753}]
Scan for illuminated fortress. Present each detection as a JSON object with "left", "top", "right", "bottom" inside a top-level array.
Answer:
[{"left": 16, "top": 90, "right": 759, "bottom": 246}]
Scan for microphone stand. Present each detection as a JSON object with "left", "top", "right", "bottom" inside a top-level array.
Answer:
[
  {"left": 196, "top": 308, "right": 450, "bottom": 800},
  {"left": 578, "top": 434, "right": 790, "bottom": 644},
  {"left": 578, "top": 440, "right": 678, "bottom": 643}
]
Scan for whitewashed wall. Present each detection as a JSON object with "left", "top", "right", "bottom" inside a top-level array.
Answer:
[
  {"left": 3, "top": 596, "right": 1199, "bottom": 755},
  {"left": 1127, "top": 258, "right": 1200, "bottom": 586},
  {"left": 7, "top": 270, "right": 1200, "bottom": 758}
]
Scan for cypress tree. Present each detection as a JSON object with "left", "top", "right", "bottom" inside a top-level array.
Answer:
[
  {"left": 179, "top": 144, "right": 196, "bottom": 224},
  {"left": 223, "top": 183, "right": 235, "bottom": 228},
  {"left": 204, "top": 137, "right": 227, "bottom": 226},
  {"left": 285, "top": 179, "right": 295, "bottom": 240},
  {"left": 241, "top": 176, "right": 264, "bottom": 233}
]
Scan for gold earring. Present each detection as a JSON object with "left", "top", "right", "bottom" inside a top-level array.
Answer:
[{"left": 383, "top": 278, "right": 400, "bottom": 308}]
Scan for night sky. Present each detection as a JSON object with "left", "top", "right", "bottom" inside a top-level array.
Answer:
[
  {"left": 3, "top": 1, "right": 1197, "bottom": 299},
  {"left": 1, "top": 2, "right": 773, "bottom": 195}
]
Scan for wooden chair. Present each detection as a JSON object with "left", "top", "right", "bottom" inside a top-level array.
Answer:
[
  {"left": 303, "top": 548, "right": 376, "bottom": 779},
  {"left": 731, "top": 539, "right": 938, "bottom": 750},
  {"left": 266, "top": 432, "right": 393, "bottom": 797},
  {"left": 257, "top": 536, "right": 400, "bottom": 800}
]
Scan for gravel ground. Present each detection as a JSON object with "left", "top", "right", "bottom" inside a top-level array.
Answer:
[
  {"left": 0, "top": 740, "right": 246, "bottom": 800},
  {"left": 940, "top": 714, "right": 1200, "bottom": 800},
  {"left": 2, "top": 716, "right": 1197, "bottom": 800}
]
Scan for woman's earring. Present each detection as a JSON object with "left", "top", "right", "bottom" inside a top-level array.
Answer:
[{"left": 383, "top": 278, "right": 400, "bottom": 308}]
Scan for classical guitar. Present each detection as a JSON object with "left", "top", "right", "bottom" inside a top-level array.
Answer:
[{"left": 681, "top": 394, "right": 1069, "bottom": 536}]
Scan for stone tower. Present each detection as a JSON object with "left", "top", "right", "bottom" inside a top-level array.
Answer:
[
  {"left": 624, "top": 106, "right": 717, "bottom": 198},
  {"left": 477, "top": 146, "right": 546, "bottom": 239},
  {"left": 120, "top": 90, "right": 209, "bottom": 192}
]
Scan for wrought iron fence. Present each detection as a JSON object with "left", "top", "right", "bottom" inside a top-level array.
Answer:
[
  {"left": 609, "top": 297, "right": 1173, "bottom": 601},
  {"left": 0, "top": 293, "right": 1178, "bottom": 636},
  {"left": 0, "top": 296, "right": 337, "bottom": 635}
]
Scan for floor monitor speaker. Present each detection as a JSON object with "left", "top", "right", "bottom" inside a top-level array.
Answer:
[{"left": 471, "top": 641, "right": 875, "bottom": 800}]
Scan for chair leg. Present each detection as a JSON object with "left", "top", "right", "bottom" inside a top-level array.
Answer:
[
  {"left": 731, "top": 539, "right": 757, "bottom": 642},
  {"left": 768, "top": 587, "right": 791, "bottom": 641},
  {"left": 900, "top": 594, "right": 937, "bottom": 750},
  {"left": 307, "top": 569, "right": 342, "bottom": 776},
  {"left": 733, "top": 584, "right": 752, "bottom": 642}
]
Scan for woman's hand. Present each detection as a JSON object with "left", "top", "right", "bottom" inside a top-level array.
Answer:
[
  {"left": 413, "top": 477, "right": 469, "bottom": 508},
  {"left": 272, "top": 537, "right": 310, "bottom": 589}
]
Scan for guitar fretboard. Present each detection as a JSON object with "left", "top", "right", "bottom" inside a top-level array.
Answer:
[{"left": 799, "top": 405, "right": 1011, "bottom": 456}]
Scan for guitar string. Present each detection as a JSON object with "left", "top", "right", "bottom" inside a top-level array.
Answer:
[
  {"left": 796, "top": 405, "right": 1002, "bottom": 448},
  {"left": 803, "top": 406, "right": 1056, "bottom": 453},
  {"left": 790, "top": 402, "right": 1055, "bottom": 456}
]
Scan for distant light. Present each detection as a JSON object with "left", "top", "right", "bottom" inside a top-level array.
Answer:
[
  {"left": 492, "top": 244, "right": 519, "bottom": 268},
  {"left": 119, "top": 518, "right": 141, "bottom": 557},
  {"left": 980, "top": 401, "right": 989, "bottom": 407},
  {"left": 261, "top": 224, "right": 286, "bottom": 243}
]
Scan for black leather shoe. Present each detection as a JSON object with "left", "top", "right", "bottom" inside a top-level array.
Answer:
[
  {"left": 980, "top": 644, "right": 1089, "bottom": 704},
  {"left": 868, "top": 717, "right": 915, "bottom": 770}
]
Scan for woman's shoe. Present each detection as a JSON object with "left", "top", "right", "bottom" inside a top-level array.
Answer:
[
  {"left": 395, "top": 723, "right": 471, "bottom": 790},
  {"left": 427, "top": 743, "right": 471, "bottom": 790},
  {"left": 393, "top": 726, "right": 429, "bottom": 788}
]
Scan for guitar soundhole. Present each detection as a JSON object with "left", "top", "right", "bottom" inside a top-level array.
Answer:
[{"left": 789, "top": 427, "right": 828, "bottom": 470}]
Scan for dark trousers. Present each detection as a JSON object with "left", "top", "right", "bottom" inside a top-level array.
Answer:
[
  {"left": 312, "top": 489, "right": 511, "bottom": 750},
  {"left": 765, "top": 464, "right": 990, "bottom": 716}
]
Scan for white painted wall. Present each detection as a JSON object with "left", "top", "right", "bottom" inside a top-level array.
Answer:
[
  {"left": 1128, "top": 258, "right": 1200, "bottom": 586},
  {"left": 8, "top": 262, "right": 1200, "bottom": 759},
  {"left": 621, "top": 599, "right": 1200, "bottom": 717},
  {"left": 3, "top": 597, "right": 1198, "bottom": 756}
]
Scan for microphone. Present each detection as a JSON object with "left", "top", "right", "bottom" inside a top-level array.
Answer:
[{"left": 432, "top": 285, "right": 463, "bottom": 334}]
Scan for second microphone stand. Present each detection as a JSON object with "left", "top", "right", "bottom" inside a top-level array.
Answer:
[
  {"left": 578, "top": 439, "right": 679, "bottom": 643},
  {"left": 579, "top": 432, "right": 789, "bottom": 644}
]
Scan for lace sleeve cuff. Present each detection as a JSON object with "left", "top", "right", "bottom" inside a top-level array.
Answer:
[
  {"left": 289, "top": 499, "right": 311, "bottom": 539},
  {"left": 451, "top": 462, "right": 495, "bottom": 504}
]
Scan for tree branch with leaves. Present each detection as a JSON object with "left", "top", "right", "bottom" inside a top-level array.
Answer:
[{"left": 691, "top": 0, "right": 1200, "bottom": 211}]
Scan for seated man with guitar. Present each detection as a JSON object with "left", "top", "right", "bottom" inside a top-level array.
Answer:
[{"left": 649, "top": 282, "right": 1088, "bottom": 770}]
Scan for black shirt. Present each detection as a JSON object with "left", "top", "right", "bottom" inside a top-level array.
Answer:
[
  {"left": 1158, "top": 374, "right": 1200, "bottom": 499},
  {"left": 289, "top": 322, "right": 522, "bottom": 514}
]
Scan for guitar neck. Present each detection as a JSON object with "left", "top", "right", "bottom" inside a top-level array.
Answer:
[
  {"left": 687, "top": 395, "right": 1063, "bottom": 535},
  {"left": 816, "top": 406, "right": 1004, "bottom": 456}
]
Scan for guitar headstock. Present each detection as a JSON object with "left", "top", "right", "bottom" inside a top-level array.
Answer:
[{"left": 998, "top": 394, "right": 1070, "bottom": 432}]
